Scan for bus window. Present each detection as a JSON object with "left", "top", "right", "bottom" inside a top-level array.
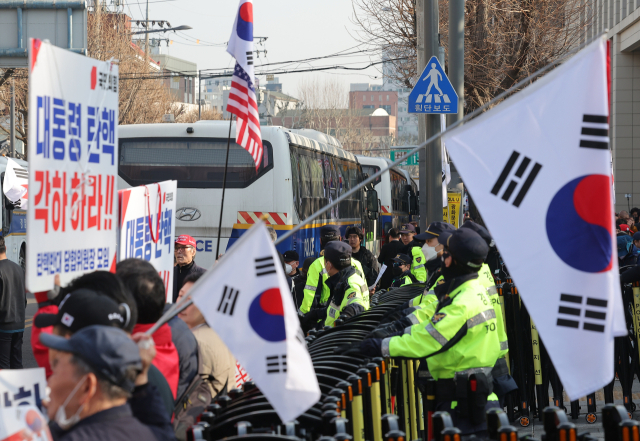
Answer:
[
  {"left": 361, "top": 165, "right": 381, "bottom": 186},
  {"left": 118, "top": 138, "right": 273, "bottom": 189},
  {"left": 390, "top": 170, "right": 408, "bottom": 213}
]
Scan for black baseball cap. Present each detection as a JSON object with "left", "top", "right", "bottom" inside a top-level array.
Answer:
[
  {"left": 392, "top": 254, "right": 412, "bottom": 265},
  {"left": 460, "top": 222, "right": 493, "bottom": 247},
  {"left": 399, "top": 223, "right": 416, "bottom": 234},
  {"left": 415, "top": 222, "right": 455, "bottom": 241},
  {"left": 34, "top": 289, "right": 128, "bottom": 333},
  {"left": 633, "top": 232, "right": 640, "bottom": 241},
  {"left": 438, "top": 229, "right": 489, "bottom": 268},
  {"left": 40, "top": 325, "right": 142, "bottom": 392},
  {"left": 324, "top": 241, "right": 352, "bottom": 266},
  {"left": 283, "top": 250, "right": 299, "bottom": 262},
  {"left": 320, "top": 225, "right": 341, "bottom": 240}
]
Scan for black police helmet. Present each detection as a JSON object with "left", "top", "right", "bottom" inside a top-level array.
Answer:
[{"left": 438, "top": 229, "right": 489, "bottom": 269}]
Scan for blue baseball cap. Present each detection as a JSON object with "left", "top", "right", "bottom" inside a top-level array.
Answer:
[
  {"left": 324, "top": 241, "right": 352, "bottom": 267},
  {"left": 438, "top": 228, "right": 489, "bottom": 268},
  {"left": 415, "top": 222, "right": 455, "bottom": 241},
  {"left": 320, "top": 225, "right": 341, "bottom": 240},
  {"left": 40, "top": 325, "right": 142, "bottom": 392},
  {"left": 460, "top": 222, "right": 493, "bottom": 247},
  {"left": 633, "top": 232, "right": 640, "bottom": 242}
]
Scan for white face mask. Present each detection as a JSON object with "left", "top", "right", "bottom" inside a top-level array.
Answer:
[
  {"left": 285, "top": 264, "right": 293, "bottom": 274},
  {"left": 55, "top": 376, "right": 88, "bottom": 430},
  {"left": 423, "top": 244, "right": 438, "bottom": 261}
]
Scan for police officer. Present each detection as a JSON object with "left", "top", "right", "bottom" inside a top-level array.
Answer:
[
  {"left": 399, "top": 224, "right": 427, "bottom": 282},
  {"left": 301, "top": 225, "right": 367, "bottom": 314},
  {"left": 341, "top": 228, "right": 501, "bottom": 438},
  {"left": 389, "top": 254, "right": 417, "bottom": 288},
  {"left": 323, "top": 241, "right": 369, "bottom": 327}
]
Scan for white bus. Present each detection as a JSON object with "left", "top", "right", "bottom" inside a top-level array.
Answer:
[
  {"left": 118, "top": 122, "right": 370, "bottom": 268},
  {"left": 0, "top": 157, "right": 28, "bottom": 270}
]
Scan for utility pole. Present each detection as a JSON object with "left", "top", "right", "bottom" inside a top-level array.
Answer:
[
  {"left": 145, "top": 0, "right": 150, "bottom": 60},
  {"left": 198, "top": 70, "right": 202, "bottom": 120},
  {"left": 418, "top": 0, "right": 442, "bottom": 231},
  {"left": 448, "top": 0, "right": 464, "bottom": 126},
  {"left": 9, "top": 79, "right": 15, "bottom": 158}
]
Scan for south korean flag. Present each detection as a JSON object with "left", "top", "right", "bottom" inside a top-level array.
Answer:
[
  {"left": 442, "top": 38, "right": 625, "bottom": 400},
  {"left": 188, "top": 222, "right": 320, "bottom": 422}
]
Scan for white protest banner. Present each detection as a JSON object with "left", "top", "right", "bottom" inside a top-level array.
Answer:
[
  {"left": 118, "top": 181, "right": 177, "bottom": 301},
  {"left": 27, "top": 39, "right": 118, "bottom": 291},
  {"left": 3, "top": 159, "right": 29, "bottom": 209},
  {"left": 0, "top": 368, "right": 47, "bottom": 412},
  {"left": 0, "top": 406, "right": 52, "bottom": 441}
]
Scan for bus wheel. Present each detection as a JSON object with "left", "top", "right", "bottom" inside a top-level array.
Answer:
[{"left": 19, "top": 246, "right": 25, "bottom": 273}]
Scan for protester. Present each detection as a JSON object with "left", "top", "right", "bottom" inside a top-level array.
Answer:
[
  {"left": 118, "top": 259, "right": 180, "bottom": 399},
  {"left": 410, "top": 221, "right": 420, "bottom": 234},
  {"left": 628, "top": 217, "right": 638, "bottom": 233},
  {"left": 0, "top": 236, "right": 26, "bottom": 369},
  {"left": 377, "top": 228, "right": 405, "bottom": 289},
  {"left": 283, "top": 251, "right": 300, "bottom": 277},
  {"left": 176, "top": 272, "right": 236, "bottom": 397},
  {"left": 345, "top": 226, "right": 379, "bottom": 288},
  {"left": 292, "top": 257, "right": 315, "bottom": 309},
  {"left": 619, "top": 235, "right": 637, "bottom": 267},
  {"left": 619, "top": 210, "right": 630, "bottom": 221},
  {"left": 41, "top": 325, "right": 172, "bottom": 441},
  {"left": 173, "top": 235, "right": 206, "bottom": 302},
  {"left": 164, "top": 302, "right": 198, "bottom": 402}
]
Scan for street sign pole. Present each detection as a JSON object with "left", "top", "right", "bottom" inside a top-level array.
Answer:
[
  {"left": 425, "top": 0, "right": 442, "bottom": 225},
  {"left": 418, "top": 0, "right": 428, "bottom": 232},
  {"left": 448, "top": 0, "right": 465, "bottom": 126},
  {"left": 10, "top": 78, "right": 15, "bottom": 158}
]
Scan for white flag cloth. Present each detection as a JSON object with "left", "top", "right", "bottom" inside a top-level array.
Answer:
[
  {"left": 3, "top": 158, "right": 28, "bottom": 209},
  {"left": 189, "top": 222, "right": 320, "bottom": 422},
  {"left": 227, "top": 0, "right": 255, "bottom": 79},
  {"left": 441, "top": 115, "right": 451, "bottom": 208},
  {"left": 441, "top": 38, "right": 624, "bottom": 400}
]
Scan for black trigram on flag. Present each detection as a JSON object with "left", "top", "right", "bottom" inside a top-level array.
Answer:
[
  {"left": 246, "top": 51, "right": 254, "bottom": 66},
  {"left": 556, "top": 293, "right": 607, "bottom": 333},
  {"left": 13, "top": 167, "right": 28, "bottom": 180},
  {"left": 579, "top": 114, "right": 609, "bottom": 150},
  {"left": 255, "top": 256, "right": 276, "bottom": 277},
  {"left": 266, "top": 355, "right": 287, "bottom": 374},
  {"left": 217, "top": 285, "right": 240, "bottom": 316},
  {"left": 491, "top": 151, "right": 542, "bottom": 207}
]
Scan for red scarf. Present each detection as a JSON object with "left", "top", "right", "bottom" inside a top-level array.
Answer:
[{"left": 133, "top": 323, "right": 179, "bottom": 399}]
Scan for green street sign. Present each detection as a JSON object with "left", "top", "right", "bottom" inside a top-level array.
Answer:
[{"left": 390, "top": 150, "right": 418, "bottom": 166}]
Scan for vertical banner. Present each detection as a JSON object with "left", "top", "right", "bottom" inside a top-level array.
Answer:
[
  {"left": 27, "top": 40, "right": 119, "bottom": 292},
  {"left": 0, "top": 368, "right": 47, "bottom": 411},
  {"left": 118, "top": 181, "right": 177, "bottom": 301},
  {"left": 442, "top": 192, "right": 462, "bottom": 226}
]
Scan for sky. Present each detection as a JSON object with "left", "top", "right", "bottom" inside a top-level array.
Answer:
[{"left": 121, "top": 0, "right": 384, "bottom": 98}]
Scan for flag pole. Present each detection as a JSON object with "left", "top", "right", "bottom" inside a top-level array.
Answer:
[
  {"left": 215, "top": 115, "right": 234, "bottom": 259},
  {"left": 274, "top": 33, "right": 607, "bottom": 247}
]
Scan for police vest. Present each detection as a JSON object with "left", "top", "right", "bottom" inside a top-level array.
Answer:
[
  {"left": 409, "top": 246, "right": 427, "bottom": 282},
  {"left": 383, "top": 276, "right": 501, "bottom": 382},
  {"left": 478, "top": 263, "right": 508, "bottom": 357},
  {"left": 301, "top": 256, "right": 366, "bottom": 313},
  {"left": 325, "top": 271, "right": 369, "bottom": 327}
]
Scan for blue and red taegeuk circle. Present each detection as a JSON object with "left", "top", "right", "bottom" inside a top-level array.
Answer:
[
  {"left": 248, "top": 288, "right": 286, "bottom": 342},
  {"left": 546, "top": 174, "right": 613, "bottom": 273},
  {"left": 236, "top": 2, "right": 254, "bottom": 42}
]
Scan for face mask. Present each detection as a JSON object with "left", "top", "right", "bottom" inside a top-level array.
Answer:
[
  {"left": 392, "top": 265, "right": 403, "bottom": 276},
  {"left": 423, "top": 245, "right": 438, "bottom": 261},
  {"left": 55, "top": 376, "right": 88, "bottom": 430},
  {"left": 285, "top": 264, "right": 292, "bottom": 274}
]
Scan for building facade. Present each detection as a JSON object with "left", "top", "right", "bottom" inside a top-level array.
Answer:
[
  {"left": 348, "top": 86, "right": 398, "bottom": 133},
  {"left": 154, "top": 54, "right": 197, "bottom": 105}
]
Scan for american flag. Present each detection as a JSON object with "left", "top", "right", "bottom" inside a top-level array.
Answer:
[{"left": 227, "top": 62, "right": 263, "bottom": 170}]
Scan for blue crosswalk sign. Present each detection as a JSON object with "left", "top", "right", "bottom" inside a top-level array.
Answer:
[{"left": 409, "top": 56, "right": 458, "bottom": 114}]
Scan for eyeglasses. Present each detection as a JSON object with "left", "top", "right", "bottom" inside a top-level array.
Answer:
[{"left": 175, "top": 246, "right": 192, "bottom": 253}]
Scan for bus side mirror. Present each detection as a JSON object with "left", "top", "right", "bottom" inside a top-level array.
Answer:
[
  {"left": 410, "top": 195, "right": 418, "bottom": 214},
  {"left": 366, "top": 190, "right": 378, "bottom": 213}
]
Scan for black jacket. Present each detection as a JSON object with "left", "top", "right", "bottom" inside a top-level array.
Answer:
[
  {"left": 0, "top": 258, "right": 25, "bottom": 331},
  {"left": 173, "top": 261, "right": 206, "bottom": 302},
  {"left": 352, "top": 246, "right": 379, "bottom": 287},
  {"left": 51, "top": 402, "right": 172, "bottom": 441},
  {"left": 292, "top": 272, "right": 307, "bottom": 309},
  {"left": 377, "top": 240, "right": 406, "bottom": 289},
  {"left": 165, "top": 304, "right": 198, "bottom": 402}
]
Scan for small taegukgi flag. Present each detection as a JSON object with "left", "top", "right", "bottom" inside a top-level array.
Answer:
[
  {"left": 226, "top": 0, "right": 263, "bottom": 170},
  {"left": 441, "top": 37, "right": 625, "bottom": 401},
  {"left": 189, "top": 221, "right": 320, "bottom": 422}
]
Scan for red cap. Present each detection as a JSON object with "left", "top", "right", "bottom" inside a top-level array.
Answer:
[
  {"left": 621, "top": 224, "right": 630, "bottom": 232},
  {"left": 175, "top": 235, "right": 196, "bottom": 247}
]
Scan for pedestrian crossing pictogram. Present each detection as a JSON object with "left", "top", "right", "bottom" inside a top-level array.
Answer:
[
  {"left": 556, "top": 293, "right": 607, "bottom": 333},
  {"left": 491, "top": 151, "right": 542, "bottom": 207},
  {"left": 266, "top": 354, "right": 287, "bottom": 374},
  {"left": 255, "top": 255, "right": 276, "bottom": 277},
  {"left": 579, "top": 114, "right": 609, "bottom": 150},
  {"left": 408, "top": 56, "right": 458, "bottom": 114}
]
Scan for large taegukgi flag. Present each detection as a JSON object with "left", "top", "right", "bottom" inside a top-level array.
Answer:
[
  {"left": 189, "top": 222, "right": 320, "bottom": 423},
  {"left": 226, "top": 0, "right": 263, "bottom": 170},
  {"left": 441, "top": 38, "right": 625, "bottom": 400}
]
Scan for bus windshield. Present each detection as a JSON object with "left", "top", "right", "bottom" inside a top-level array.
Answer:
[{"left": 118, "top": 137, "right": 273, "bottom": 188}]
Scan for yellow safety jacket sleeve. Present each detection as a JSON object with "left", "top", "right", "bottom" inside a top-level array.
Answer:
[
  {"left": 409, "top": 295, "right": 422, "bottom": 307},
  {"left": 410, "top": 247, "right": 427, "bottom": 282},
  {"left": 406, "top": 292, "right": 439, "bottom": 324},
  {"left": 301, "top": 258, "right": 324, "bottom": 313},
  {"left": 350, "top": 259, "right": 370, "bottom": 306},
  {"left": 478, "top": 263, "right": 509, "bottom": 357},
  {"left": 325, "top": 272, "right": 369, "bottom": 327}
]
